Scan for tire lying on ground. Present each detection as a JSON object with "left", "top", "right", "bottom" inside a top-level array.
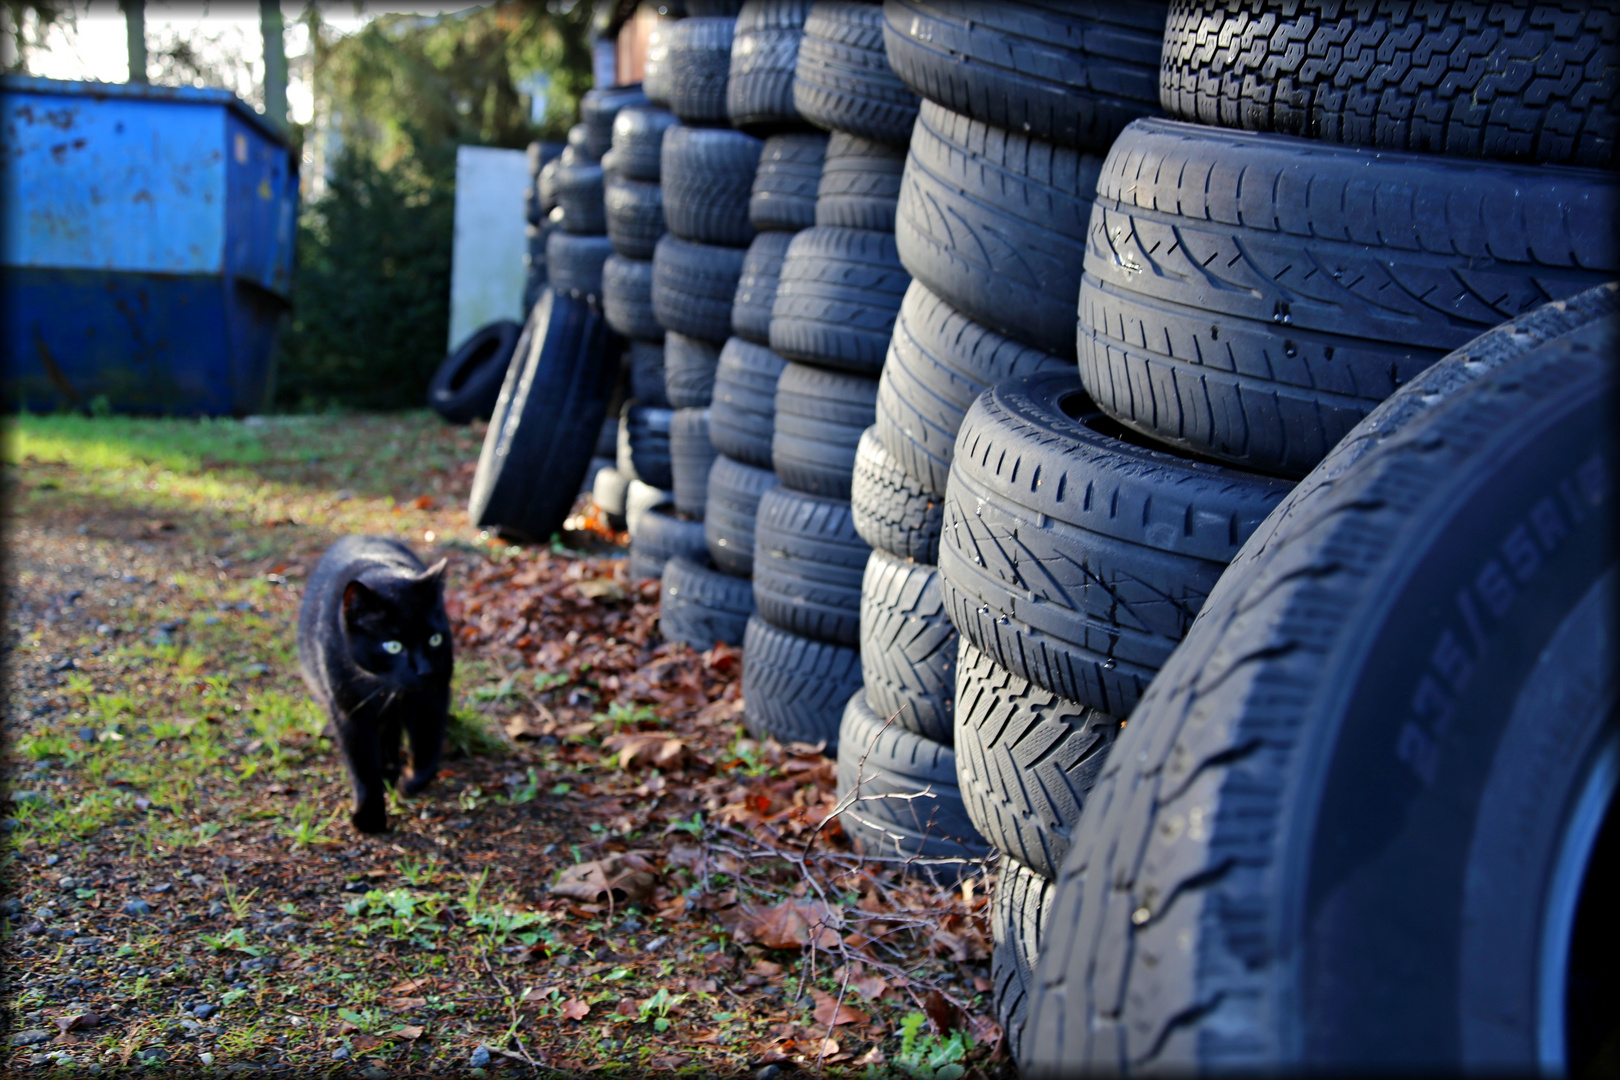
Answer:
[
  {"left": 728, "top": 0, "right": 815, "bottom": 133},
  {"left": 608, "top": 103, "right": 678, "bottom": 182},
  {"left": 769, "top": 225, "right": 910, "bottom": 376},
  {"left": 547, "top": 230, "right": 615, "bottom": 302},
  {"left": 881, "top": 0, "right": 1166, "bottom": 151},
  {"left": 1024, "top": 281, "right": 1620, "bottom": 1078},
  {"left": 660, "top": 554, "right": 756, "bottom": 648},
  {"left": 742, "top": 614, "right": 863, "bottom": 750},
  {"left": 953, "top": 638, "right": 1118, "bottom": 881},
  {"left": 940, "top": 371, "right": 1292, "bottom": 717},
  {"left": 664, "top": 332, "right": 723, "bottom": 409},
  {"left": 605, "top": 176, "right": 667, "bottom": 260},
  {"left": 670, "top": 407, "right": 718, "bottom": 519},
  {"left": 835, "top": 691, "right": 989, "bottom": 874},
  {"left": 581, "top": 84, "right": 649, "bottom": 160},
  {"left": 602, "top": 255, "right": 662, "bottom": 341},
  {"left": 1076, "top": 116, "right": 1620, "bottom": 478},
  {"left": 859, "top": 549, "right": 955, "bottom": 744},
  {"left": 850, "top": 425, "right": 942, "bottom": 563},
  {"left": 896, "top": 101, "right": 1103, "bottom": 360},
  {"left": 710, "top": 336, "right": 788, "bottom": 467},
  {"left": 793, "top": 1, "right": 920, "bottom": 146},
  {"left": 661, "top": 125, "right": 764, "bottom": 246},
  {"left": 731, "top": 232, "right": 795, "bottom": 346},
  {"left": 705, "top": 454, "right": 776, "bottom": 577},
  {"left": 629, "top": 504, "right": 709, "bottom": 582},
  {"left": 748, "top": 132, "right": 827, "bottom": 232},
  {"left": 813, "top": 132, "right": 905, "bottom": 231},
  {"left": 653, "top": 235, "right": 750, "bottom": 342},
  {"left": 771, "top": 361, "right": 878, "bottom": 499},
  {"left": 1160, "top": 0, "right": 1619, "bottom": 168},
  {"left": 753, "top": 484, "right": 871, "bottom": 646},
  {"left": 429, "top": 318, "right": 523, "bottom": 424},
  {"left": 877, "top": 280, "right": 1070, "bottom": 494},
  {"left": 666, "top": 16, "right": 738, "bottom": 125},
  {"left": 470, "top": 290, "right": 618, "bottom": 542},
  {"left": 627, "top": 339, "right": 668, "bottom": 406},
  {"left": 617, "top": 402, "right": 675, "bottom": 490}
]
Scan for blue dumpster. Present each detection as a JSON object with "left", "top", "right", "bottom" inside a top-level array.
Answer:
[{"left": 1, "top": 75, "right": 297, "bottom": 416}]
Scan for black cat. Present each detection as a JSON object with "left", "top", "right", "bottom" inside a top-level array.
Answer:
[{"left": 297, "top": 536, "right": 453, "bottom": 834}]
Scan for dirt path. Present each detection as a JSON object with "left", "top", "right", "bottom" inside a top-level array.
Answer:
[{"left": 2, "top": 412, "right": 1005, "bottom": 1078}]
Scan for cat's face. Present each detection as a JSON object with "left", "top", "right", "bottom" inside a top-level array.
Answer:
[{"left": 341, "top": 562, "right": 452, "bottom": 685}]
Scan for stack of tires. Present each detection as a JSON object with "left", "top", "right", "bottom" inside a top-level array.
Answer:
[
  {"left": 734, "top": 1, "right": 920, "bottom": 757},
  {"left": 1012, "top": 3, "right": 1620, "bottom": 1074},
  {"left": 523, "top": 139, "right": 564, "bottom": 312}
]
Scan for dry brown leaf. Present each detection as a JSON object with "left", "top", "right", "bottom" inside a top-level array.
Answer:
[
  {"left": 388, "top": 978, "right": 432, "bottom": 995},
  {"left": 810, "top": 989, "right": 869, "bottom": 1028},
  {"left": 504, "top": 707, "right": 556, "bottom": 739},
  {"left": 923, "top": 989, "right": 963, "bottom": 1034},
  {"left": 602, "top": 731, "right": 688, "bottom": 770},
  {"left": 573, "top": 577, "right": 626, "bottom": 601},
  {"left": 384, "top": 997, "right": 427, "bottom": 1011},
  {"left": 735, "top": 900, "right": 842, "bottom": 950},
  {"left": 750, "top": 959, "right": 783, "bottom": 978},
  {"left": 551, "top": 855, "right": 657, "bottom": 904},
  {"left": 685, "top": 978, "right": 717, "bottom": 995},
  {"left": 561, "top": 999, "right": 590, "bottom": 1021},
  {"left": 850, "top": 975, "right": 889, "bottom": 1001},
  {"left": 54, "top": 1013, "right": 100, "bottom": 1034},
  {"left": 350, "top": 1034, "right": 382, "bottom": 1052},
  {"left": 393, "top": 1024, "right": 425, "bottom": 1041}
]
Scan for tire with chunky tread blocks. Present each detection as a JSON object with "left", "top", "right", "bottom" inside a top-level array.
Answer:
[
  {"left": 814, "top": 132, "right": 905, "bottom": 231},
  {"left": 666, "top": 17, "right": 737, "bottom": 124},
  {"left": 605, "top": 176, "right": 667, "bottom": 260},
  {"left": 629, "top": 505, "right": 708, "bottom": 582},
  {"left": 670, "top": 407, "right": 719, "bottom": 519},
  {"left": 850, "top": 425, "right": 941, "bottom": 563}
]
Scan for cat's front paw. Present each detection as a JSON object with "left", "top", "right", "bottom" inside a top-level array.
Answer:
[
  {"left": 401, "top": 769, "right": 437, "bottom": 797},
  {"left": 350, "top": 803, "right": 389, "bottom": 834}
]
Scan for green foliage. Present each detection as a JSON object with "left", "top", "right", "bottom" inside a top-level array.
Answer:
[
  {"left": 891, "top": 1012, "right": 973, "bottom": 1080},
  {"left": 446, "top": 710, "right": 509, "bottom": 758}
]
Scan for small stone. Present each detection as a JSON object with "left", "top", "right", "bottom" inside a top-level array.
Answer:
[
  {"left": 334, "top": 489, "right": 355, "bottom": 502},
  {"left": 43, "top": 853, "right": 60, "bottom": 866},
  {"left": 121, "top": 899, "right": 152, "bottom": 916},
  {"left": 9, "top": 1030, "right": 51, "bottom": 1047},
  {"left": 241, "top": 663, "right": 268, "bottom": 677},
  {"left": 189, "top": 875, "right": 207, "bottom": 888},
  {"left": 207, "top": 902, "right": 226, "bottom": 917},
  {"left": 0, "top": 898, "right": 22, "bottom": 914},
  {"left": 331, "top": 1047, "right": 350, "bottom": 1061},
  {"left": 643, "top": 936, "right": 668, "bottom": 953},
  {"left": 78, "top": 728, "right": 96, "bottom": 742},
  {"left": 180, "top": 1018, "right": 201, "bottom": 1033},
  {"left": 24, "top": 921, "right": 44, "bottom": 935},
  {"left": 152, "top": 882, "right": 174, "bottom": 894},
  {"left": 36, "top": 907, "right": 55, "bottom": 920},
  {"left": 58, "top": 876, "right": 76, "bottom": 890},
  {"left": 469, "top": 1044, "right": 491, "bottom": 1068},
  {"left": 192, "top": 1004, "right": 218, "bottom": 1020},
  {"left": 139, "top": 1047, "right": 166, "bottom": 1063},
  {"left": 197, "top": 1054, "right": 212, "bottom": 1066},
  {"left": 96, "top": 624, "right": 114, "bottom": 636}
]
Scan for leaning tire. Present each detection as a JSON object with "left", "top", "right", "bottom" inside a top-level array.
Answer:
[
  {"left": 771, "top": 361, "right": 878, "bottom": 499},
  {"left": 710, "top": 336, "right": 788, "bottom": 468},
  {"left": 896, "top": 100, "right": 1102, "bottom": 360},
  {"left": 859, "top": 550, "right": 956, "bottom": 745},
  {"left": 1025, "top": 282, "right": 1620, "bottom": 1077},
  {"left": 670, "top": 407, "right": 718, "bottom": 519},
  {"left": 793, "top": 1, "right": 919, "bottom": 146},
  {"left": 940, "top": 371, "right": 1292, "bottom": 716},
  {"left": 849, "top": 425, "right": 941, "bottom": 563},
  {"left": 429, "top": 319, "right": 522, "bottom": 424},
  {"left": 753, "top": 485, "right": 871, "bottom": 646},
  {"left": 603, "top": 255, "right": 661, "bottom": 341},
  {"left": 1077, "top": 117, "right": 1620, "bottom": 477},
  {"left": 664, "top": 332, "right": 722, "bottom": 409},
  {"left": 666, "top": 16, "right": 737, "bottom": 125},
  {"left": 705, "top": 454, "right": 776, "bottom": 577},
  {"left": 769, "top": 225, "right": 910, "bottom": 375},
  {"left": 748, "top": 132, "right": 827, "bottom": 232},
  {"left": 661, "top": 124, "right": 764, "bottom": 246},
  {"left": 470, "top": 291, "right": 618, "bottom": 542},
  {"left": 742, "top": 615, "right": 863, "bottom": 751},
  {"left": 731, "top": 231, "right": 794, "bottom": 346},
  {"left": 660, "top": 554, "right": 756, "bottom": 648},
  {"left": 653, "top": 234, "right": 749, "bottom": 342}
]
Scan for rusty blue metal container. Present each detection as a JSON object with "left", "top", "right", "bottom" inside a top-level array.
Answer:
[{"left": 1, "top": 75, "right": 297, "bottom": 416}]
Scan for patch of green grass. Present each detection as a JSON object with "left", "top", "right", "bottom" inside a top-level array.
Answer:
[
  {"left": 4, "top": 413, "right": 272, "bottom": 473},
  {"left": 445, "top": 710, "right": 508, "bottom": 758}
]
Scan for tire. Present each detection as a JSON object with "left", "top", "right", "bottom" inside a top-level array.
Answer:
[
  {"left": 581, "top": 85, "right": 649, "bottom": 160},
  {"left": 592, "top": 463, "right": 630, "bottom": 525},
  {"left": 1162, "top": 0, "right": 1619, "bottom": 168},
  {"left": 604, "top": 175, "right": 667, "bottom": 260},
  {"left": 603, "top": 255, "right": 662, "bottom": 341},
  {"left": 881, "top": 0, "right": 1167, "bottom": 152},
  {"left": 728, "top": 0, "right": 815, "bottom": 133},
  {"left": 992, "top": 856, "right": 1053, "bottom": 1067},
  {"left": 835, "top": 691, "right": 989, "bottom": 873},
  {"left": 769, "top": 225, "right": 910, "bottom": 375},
  {"left": 553, "top": 157, "right": 606, "bottom": 234},
  {"left": 742, "top": 615, "right": 863, "bottom": 751},
  {"left": 849, "top": 425, "right": 941, "bottom": 563},
  {"left": 1076, "top": 117, "right": 1620, "bottom": 479},
  {"left": 644, "top": 20, "right": 676, "bottom": 107},
  {"left": 661, "top": 125, "right": 764, "bottom": 246},
  {"left": 566, "top": 123, "right": 591, "bottom": 158},
  {"left": 660, "top": 554, "right": 756, "bottom": 648},
  {"left": 793, "top": 1, "right": 919, "bottom": 146},
  {"left": 666, "top": 16, "right": 737, "bottom": 124},
  {"left": 687, "top": 0, "right": 745, "bottom": 14},
  {"left": 469, "top": 290, "right": 618, "bottom": 543},
  {"left": 813, "top": 131, "right": 905, "bottom": 231},
  {"left": 547, "top": 230, "right": 615, "bottom": 303},
  {"left": 771, "top": 361, "right": 878, "bottom": 499},
  {"left": 670, "top": 407, "right": 718, "bottom": 518},
  {"left": 538, "top": 159, "right": 561, "bottom": 213},
  {"left": 753, "top": 484, "right": 871, "bottom": 646},
  {"left": 653, "top": 234, "right": 749, "bottom": 342},
  {"left": 941, "top": 371, "right": 1293, "bottom": 716},
  {"left": 525, "top": 183, "right": 540, "bottom": 227},
  {"left": 876, "top": 281, "right": 1070, "bottom": 494},
  {"left": 609, "top": 103, "right": 677, "bottom": 182},
  {"left": 617, "top": 401, "right": 675, "bottom": 490},
  {"left": 748, "top": 132, "right": 827, "bottom": 232},
  {"left": 595, "top": 411, "right": 619, "bottom": 460},
  {"left": 527, "top": 139, "right": 565, "bottom": 177},
  {"left": 860, "top": 550, "right": 956, "bottom": 744},
  {"left": 705, "top": 454, "right": 776, "bottom": 577},
  {"left": 1025, "top": 282, "right": 1620, "bottom": 1076},
  {"left": 896, "top": 100, "right": 1103, "bottom": 360},
  {"left": 731, "top": 231, "right": 794, "bottom": 346},
  {"left": 710, "top": 336, "right": 787, "bottom": 467},
  {"left": 954, "top": 639, "right": 1119, "bottom": 881},
  {"left": 629, "top": 505, "right": 709, "bottom": 582},
  {"left": 627, "top": 338, "right": 669, "bottom": 407},
  {"left": 625, "top": 478, "right": 674, "bottom": 538},
  {"left": 664, "top": 332, "right": 722, "bottom": 408},
  {"left": 429, "top": 319, "right": 522, "bottom": 424}
]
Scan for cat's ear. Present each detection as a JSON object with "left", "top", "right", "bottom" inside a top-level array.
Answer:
[
  {"left": 415, "top": 559, "right": 448, "bottom": 588},
  {"left": 342, "top": 578, "right": 381, "bottom": 621}
]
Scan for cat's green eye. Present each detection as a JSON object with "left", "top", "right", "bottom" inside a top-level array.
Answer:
[
  {"left": 382, "top": 640, "right": 403, "bottom": 655},
  {"left": 429, "top": 634, "right": 443, "bottom": 647}
]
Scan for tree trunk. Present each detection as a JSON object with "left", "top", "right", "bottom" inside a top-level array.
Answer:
[
  {"left": 261, "top": 0, "right": 287, "bottom": 133},
  {"left": 120, "top": 0, "right": 146, "bottom": 83}
]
